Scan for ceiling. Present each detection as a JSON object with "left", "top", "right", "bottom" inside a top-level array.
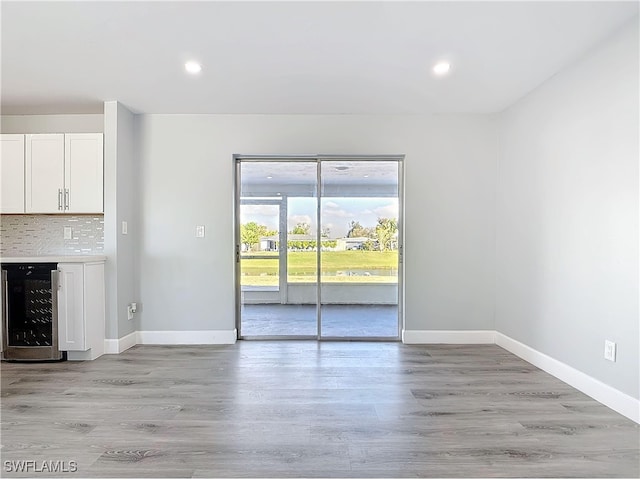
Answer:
[{"left": 1, "top": 1, "right": 637, "bottom": 115}]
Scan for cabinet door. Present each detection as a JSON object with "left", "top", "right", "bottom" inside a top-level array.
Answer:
[
  {"left": 65, "top": 133, "right": 103, "bottom": 213},
  {"left": 57, "top": 263, "right": 86, "bottom": 351},
  {"left": 0, "top": 134, "right": 25, "bottom": 213},
  {"left": 26, "top": 134, "right": 64, "bottom": 213}
]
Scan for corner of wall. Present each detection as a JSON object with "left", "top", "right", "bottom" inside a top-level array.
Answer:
[{"left": 103, "top": 100, "right": 141, "bottom": 341}]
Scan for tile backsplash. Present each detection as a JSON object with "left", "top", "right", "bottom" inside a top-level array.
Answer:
[{"left": 0, "top": 215, "right": 104, "bottom": 256}]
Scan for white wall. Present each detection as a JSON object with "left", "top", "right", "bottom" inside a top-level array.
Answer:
[
  {"left": 136, "top": 114, "right": 497, "bottom": 334},
  {"left": 116, "top": 104, "right": 140, "bottom": 338},
  {"left": 103, "top": 101, "right": 139, "bottom": 339},
  {"left": 496, "top": 19, "right": 639, "bottom": 399}
]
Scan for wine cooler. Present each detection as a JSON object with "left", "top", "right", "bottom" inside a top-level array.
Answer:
[{"left": 1, "top": 263, "right": 64, "bottom": 361}]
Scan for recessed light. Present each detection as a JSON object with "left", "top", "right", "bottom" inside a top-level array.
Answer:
[
  {"left": 185, "top": 61, "right": 202, "bottom": 74},
  {"left": 267, "top": 176, "right": 273, "bottom": 179},
  {"left": 433, "top": 62, "right": 451, "bottom": 75},
  {"left": 363, "top": 175, "right": 369, "bottom": 178}
]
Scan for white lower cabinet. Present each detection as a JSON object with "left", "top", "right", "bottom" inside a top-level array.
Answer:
[{"left": 57, "top": 261, "right": 105, "bottom": 360}]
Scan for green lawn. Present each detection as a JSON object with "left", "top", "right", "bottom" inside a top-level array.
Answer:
[{"left": 240, "top": 250, "right": 398, "bottom": 286}]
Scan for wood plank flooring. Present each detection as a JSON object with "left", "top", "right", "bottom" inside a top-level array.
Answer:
[{"left": 1, "top": 342, "right": 638, "bottom": 478}]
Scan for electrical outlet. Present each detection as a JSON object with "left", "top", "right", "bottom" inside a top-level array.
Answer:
[
  {"left": 122, "top": 221, "right": 128, "bottom": 235},
  {"left": 63, "top": 226, "right": 72, "bottom": 240},
  {"left": 131, "top": 302, "right": 137, "bottom": 313},
  {"left": 127, "top": 305, "right": 134, "bottom": 320},
  {"left": 604, "top": 340, "right": 616, "bottom": 362},
  {"left": 196, "top": 225, "right": 205, "bottom": 238}
]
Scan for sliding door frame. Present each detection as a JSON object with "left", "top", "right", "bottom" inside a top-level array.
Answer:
[
  {"left": 234, "top": 155, "right": 318, "bottom": 341},
  {"left": 234, "top": 154, "right": 404, "bottom": 341}
]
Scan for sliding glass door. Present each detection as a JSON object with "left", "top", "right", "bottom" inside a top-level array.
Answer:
[
  {"left": 237, "top": 160, "right": 318, "bottom": 338},
  {"left": 319, "top": 160, "right": 400, "bottom": 338},
  {"left": 235, "top": 155, "right": 402, "bottom": 340}
]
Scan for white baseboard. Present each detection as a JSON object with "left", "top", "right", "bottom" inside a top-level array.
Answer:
[
  {"left": 402, "top": 329, "right": 496, "bottom": 344},
  {"left": 136, "top": 329, "right": 237, "bottom": 345},
  {"left": 495, "top": 332, "right": 640, "bottom": 424},
  {"left": 104, "top": 331, "right": 137, "bottom": 354},
  {"left": 402, "top": 329, "right": 639, "bottom": 424},
  {"left": 104, "top": 329, "right": 237, "bottom": 353}
]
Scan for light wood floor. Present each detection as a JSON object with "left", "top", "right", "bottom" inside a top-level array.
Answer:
[{"left": 1, "top": 342, "right": 638, "bottom": 478}]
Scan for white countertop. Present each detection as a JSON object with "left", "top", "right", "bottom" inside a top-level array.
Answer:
[{"left": 0, "top": 255, "right": 107, "bottom": 263}]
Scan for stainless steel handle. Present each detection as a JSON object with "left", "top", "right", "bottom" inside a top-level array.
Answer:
[
  {"left": 2, "top": 270, "right": 8, "bottom": 354},
  {"left": 58, "top": 189, "right": 63, "bottom": 210},
  {"left": 64, "top": 189, "right": 69, "bottom": 210},
  {"left": 53, "top": 269, "right": 61, "bottom": 291},
  {"left": 51, "top": 270, "right": 60, "bottom": 351}
]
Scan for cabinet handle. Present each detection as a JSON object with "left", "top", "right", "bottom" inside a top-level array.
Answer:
[
  {"left": 58, "top": 189, "right": 63, "bottom": 210},
  {"left": 2, "top": 270, "right": 8, "bottom": 354},
  {"left": 51, "top": 269, "right": 60, "bottom": 354},
  {"left": 64, "top": 189, "right": 69, "bottom": 210}
]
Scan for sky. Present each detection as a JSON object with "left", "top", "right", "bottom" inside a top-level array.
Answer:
[{"left": 241, "top": 197, "right": 398, "bottom": 238}]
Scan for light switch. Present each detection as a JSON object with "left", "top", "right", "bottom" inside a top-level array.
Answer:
[
  {"left": 63, "top": 226, "right": 72, "bottom": 240},
  {"left": 196, "top": 225, "right": 205, "bottom": 238},
  {"left": 122, "top": 221, "right": 128, "bottom": 235}
]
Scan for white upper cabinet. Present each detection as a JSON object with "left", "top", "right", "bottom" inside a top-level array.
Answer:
[
  {"left": 26, "top": 134, "right": 65, "bottom": 213},
  {"left": 65, "top": 134, "right": 104, "bottom": 213},
  {"left": 25, "top": 133, "right": 103, "bottom": 214},
  {"left": 0, "top": 134, "right": 26, "bottom": 213}
]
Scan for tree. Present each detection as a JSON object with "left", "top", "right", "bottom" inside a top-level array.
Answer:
[
  {"left": 362, "top": 239, "right": 377, "bottom": 251},
  {"left": 375, "top": 218, "right": 398, "bottom": 251},
  {"left": 290, "top": 222, "right": 311, "bottom": 235},
  {"left": 241, "top": 222, "right": 274, "bottom": 251},
  {"left": 347, "top": 220, "right": 374, "bottom": 238}
]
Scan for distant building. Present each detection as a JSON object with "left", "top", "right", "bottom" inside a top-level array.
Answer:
[
  {"left": 259, "top": 234, "right": 280, "bottom": 251},
  {"left": 258, "top": 233, "right": 318, "bottom": 251},
  {"left": 336, "top": 237, "right": 370, "bottom": 251}
]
